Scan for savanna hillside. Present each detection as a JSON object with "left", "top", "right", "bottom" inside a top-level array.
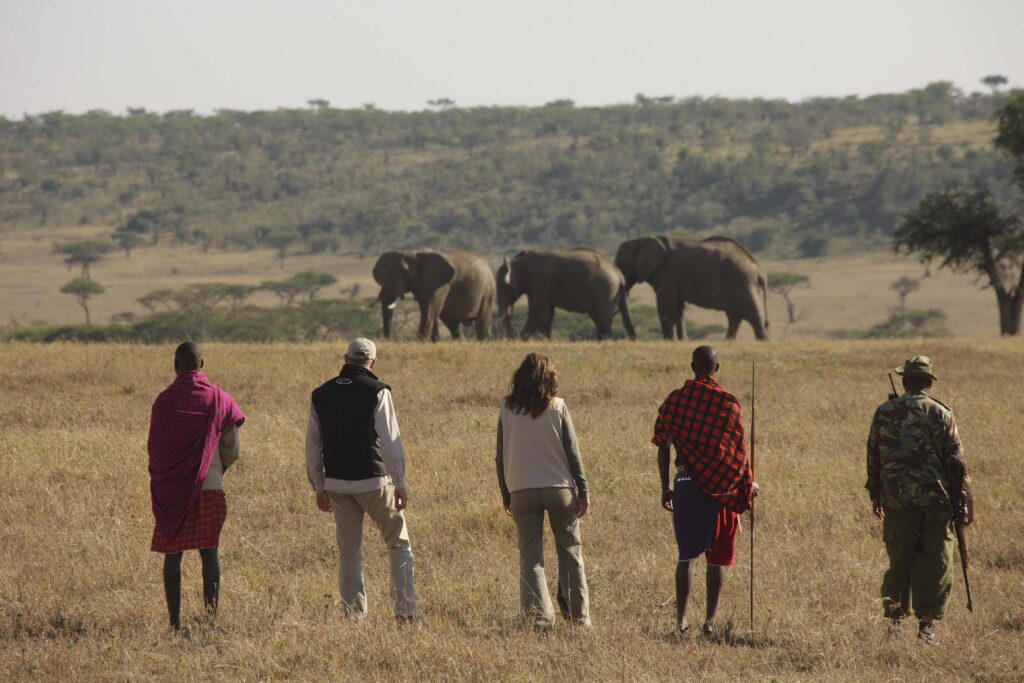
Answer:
[
  {"left": 0, "top": 341, "right": 1021, "bottom": 681},
  {"left": 1, "top": 83, "right": 1020, "bottom": 259}
]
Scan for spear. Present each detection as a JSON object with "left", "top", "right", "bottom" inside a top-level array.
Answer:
[{"left": 750, "top": 360, "right": 756, "bottom": 631}]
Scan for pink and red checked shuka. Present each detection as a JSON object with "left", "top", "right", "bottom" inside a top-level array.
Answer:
[{"left": 148, "top": 371, "right": 244, "bottom": 553}]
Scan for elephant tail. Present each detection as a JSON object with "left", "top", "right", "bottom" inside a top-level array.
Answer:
[{"left": 758, "top": 273, "right": 770, "bottom": 329}]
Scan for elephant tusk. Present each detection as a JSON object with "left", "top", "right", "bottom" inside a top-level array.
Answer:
[{"left": 387, "top": 302, "right": 397, "bottom": 310}]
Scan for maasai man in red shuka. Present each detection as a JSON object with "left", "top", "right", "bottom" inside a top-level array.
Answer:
[
  {"left": 652, "top": 345, "right": 755, "bottom": 640},
  {"left": 148, "top": 342, "right": 244, "bottom": 631}
]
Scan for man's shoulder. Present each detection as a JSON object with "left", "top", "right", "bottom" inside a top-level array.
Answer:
[
  {"left": 922, "top": 395, "right": 954, "bottom": 415},
  {"left": 312, "top": 377, "right": 339, "bottom": 395}
]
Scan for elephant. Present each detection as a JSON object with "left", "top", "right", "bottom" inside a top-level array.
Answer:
[
  {"left": 372, "top": 250, "right": 495, "bottom": 341},
  {"left": 496, "top": 248, "right": 636, "bottom": 341},
  {"left": 615, "top": 235, "right": 769, "bottom": 340}
]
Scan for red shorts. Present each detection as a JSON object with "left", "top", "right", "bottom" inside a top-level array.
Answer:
[
  {"left": 705, "top": 505, "right": 739, "bottom": 567},
  {"left": 151, "top": 490, "right": 227, "bottom": 554}
]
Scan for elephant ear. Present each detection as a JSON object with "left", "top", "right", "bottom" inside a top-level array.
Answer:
[
  {"left": 501, "top": 256, "right": 513, "bottom": 286},
  {"left": 372, "top": 251, "right": 401, "bottom": 286},
  {"left": 413, "top": 251, "right": 456, "bottom": 294},
  {"left": 635, "top": 237, "right": 669, "bottom": 283}
]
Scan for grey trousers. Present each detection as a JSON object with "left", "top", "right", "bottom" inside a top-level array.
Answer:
[
  {"left": 510, "top": 487, "right": 590, "bottom": 628},
  {"left": 328, "top": 485, "right": 416, "bottom": 618}
]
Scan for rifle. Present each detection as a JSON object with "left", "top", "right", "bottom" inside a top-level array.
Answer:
[
  {"left": 946, "top": 455, "right": 973, "bottom": 611},
  {"left": 888, "top": 373, "right": 899, "bottom": 401}
]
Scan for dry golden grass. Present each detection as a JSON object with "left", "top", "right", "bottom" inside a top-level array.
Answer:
[{"left": 1, "top": 339, "right": 1021, "bottom": 681}]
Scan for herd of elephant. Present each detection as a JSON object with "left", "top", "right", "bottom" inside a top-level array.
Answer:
[{"left": 372, "top": 235, "right": 770, "bottom": 342}]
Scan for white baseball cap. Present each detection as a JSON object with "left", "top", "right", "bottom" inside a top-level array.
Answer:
[{"left": 346, "top": 337, "right": 377, "bottom": 363}]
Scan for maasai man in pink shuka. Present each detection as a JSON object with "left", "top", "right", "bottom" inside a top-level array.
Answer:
[{"left": 148, "top": 342, "right": 244, "bottom": 631}]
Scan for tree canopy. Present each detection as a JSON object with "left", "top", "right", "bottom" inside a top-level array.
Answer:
[
  {"left": 894, "top": 182, "right": 1023, "bottom": 334},
  {"left": 994, "top": 92, "right": 1024, "bottom": 189},
  {"left": 53, "top": 240, "right": 114, "bottom": 278}
]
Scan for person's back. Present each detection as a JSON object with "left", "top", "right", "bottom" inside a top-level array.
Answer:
[
  {"left": 870, "top": 392, "right": 958, "bottom": 510},
  {"left": 305, "top": 338, "right": 417, "bottom": 622},
  {"left": 499, "top": 396, "right": 574, "bottom": 494},
  {"left": 312, "top": 365, "right": 390, "bottom": 482},
  {"left": 652, "top": 345, "right": 753, "bottom": 639},
  {"left": 866, "top": 355, "right": 965, "bottom": 645},
  {"left": 148, "top": 342, "right": 245, "bottom": 632},
  {"left": 496, "top": 353, "right": 590, "bottom": 630}
]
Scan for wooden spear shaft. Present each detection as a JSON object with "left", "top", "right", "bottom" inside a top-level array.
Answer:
[{"left": 749, "top": 360, "right": 757, "bottom": 634}]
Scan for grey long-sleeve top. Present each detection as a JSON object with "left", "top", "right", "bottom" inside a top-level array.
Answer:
[{"left": 496, "top": 397, "right": 588, "bottom": 507}]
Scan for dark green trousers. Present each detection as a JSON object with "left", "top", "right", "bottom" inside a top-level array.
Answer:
[{"left": 881, "top": 507, "right": 955, "bottom": 621}]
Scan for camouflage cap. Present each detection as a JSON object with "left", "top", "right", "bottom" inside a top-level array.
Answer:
[{"left": 895, "top": 355, "right": 938, "bottom": 381}]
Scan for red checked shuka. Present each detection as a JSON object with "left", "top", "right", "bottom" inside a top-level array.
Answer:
[{"left": 652, "top": 375, "right": 754, "bottom": 514}]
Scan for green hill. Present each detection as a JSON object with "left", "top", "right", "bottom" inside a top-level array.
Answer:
[{"left": 0, "top": 82, "right": 1018, "bottom": 258}]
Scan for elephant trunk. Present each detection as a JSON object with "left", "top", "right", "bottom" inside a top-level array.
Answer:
[{"left": 501, "top": 305, "right": 514, "bottom": 339}]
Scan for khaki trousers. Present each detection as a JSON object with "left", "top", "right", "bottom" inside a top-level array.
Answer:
[
  {"left": 881, "top": 507, "right": 955, "bottom": 621},
  {"left": 510, "top": 487, "right": 590, "bottom": 628},
  {"left": 328, "top": 485, "right": 416, "bottom": 618}
]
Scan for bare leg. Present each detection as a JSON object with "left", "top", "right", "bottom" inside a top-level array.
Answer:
[
  {"left": 163, "top": 552, "right": 183, "bottom": 630},
  {"left": 706, "top": 565, "right": 725, "bottom": 625},
  {"left": 199, "top": 547, "right": 220, "bottom": 613},
  {"left": 675, "top": 560, "right": 695, "bottom": 631}
]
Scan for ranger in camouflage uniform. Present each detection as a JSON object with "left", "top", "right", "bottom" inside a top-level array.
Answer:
[{"left": 866, "top": 356, "right": 961, "bottom": 645}]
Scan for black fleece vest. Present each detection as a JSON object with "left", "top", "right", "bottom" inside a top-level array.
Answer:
[{"left": 312, "top": 364, "right": 390, "bottom": 481}]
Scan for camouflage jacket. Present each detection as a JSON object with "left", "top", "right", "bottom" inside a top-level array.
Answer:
[{"left": 866, "top": 391, "right": 962, "bottom": 510}]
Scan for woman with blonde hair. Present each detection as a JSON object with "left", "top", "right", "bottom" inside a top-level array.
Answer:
[{"left": 496, "top": 353, "right": 590, "bottom": 630}]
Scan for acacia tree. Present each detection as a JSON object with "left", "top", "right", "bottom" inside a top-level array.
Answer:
[
  {"left": 981, "top": 75, "right": 1008, "bottom": 95},
  {"left": 61, "top": 278, "right": 105, "bottom": 324},
  {"left": 890, "top": 276, "right": 920, "bottom": 308},
  {"left": 137, "top": 289, "right": 175, "bottom": 312},
  {"left": 895, "top": 182, "right": 1023, "bottom": 335},
  {"left": 767, "top": 271, "right": 810, "bottom": 323},
  {"left": 261, "top": 279, "right": 304, "bottom": 306},
  {"left": 53, "top": 240, "right": 114, "bottom": 278},
  {"left": 262, "top": 228, "right": 300, "bottom": 267},
  {"left": 112, "top": 229, "right": 145, "bottom": 258},
  {"left": 289, "top": 270, "right": 338, "bottom": 301}
]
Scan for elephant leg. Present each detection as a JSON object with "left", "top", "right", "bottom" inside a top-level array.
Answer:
[
  {"left": 520, "top": 305, "right": 540, "bottom": 340},
  {"left": 656, "top": 295, "right": 679, "bottom": 340},
  {"left": 542, "top": 306, "right": 556, "bottom": 339},
  {"left": 590, "top": 309, "right": 613, "bottom": 341},
  {"left": 442, "top": 317, "right": 462, "bottom": 340},
  {"left": 417, "top": 301, "right": 432, "bottom": 341},
  {"left": 726, "top": 312, "right": 741, "bottom": 340},
  {"left": 677, "top": 302, "right": 687, "bottom": 341},
  {"left": 618, "top": 290, "right": 637, "bottom": 340},
  {"left": 475, "top": 297, "right": 493, "bottom": 341},
  {"left": 748, "top": 312, "right": 769, "bottom": 341}
]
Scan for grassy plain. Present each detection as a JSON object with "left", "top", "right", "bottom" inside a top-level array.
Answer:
[
  {"left": 0, "top": 224, "right": 1003, "bottom": 339},
  {"left": 1, "top": 340, "right": 1021, "bottom": 681}
]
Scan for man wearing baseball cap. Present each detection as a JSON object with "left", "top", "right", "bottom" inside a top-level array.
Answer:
[
  {"left": 305, "top": 338, "right": 418, "bottom": 622},
  {"left": 865, "top": 355, "right": 964, "bottom": 644}
]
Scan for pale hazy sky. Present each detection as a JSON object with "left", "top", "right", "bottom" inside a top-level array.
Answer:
[{"left": 1, "top": 0, "right": 1021, "bottom": 118}]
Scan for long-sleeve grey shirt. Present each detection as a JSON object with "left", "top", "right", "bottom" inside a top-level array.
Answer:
[
  {"left": 305, "top": 388, "right": 407, "bottom": 495},
  {"left": 496, "top": 397, "right": 588, "bottom": 507}
]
